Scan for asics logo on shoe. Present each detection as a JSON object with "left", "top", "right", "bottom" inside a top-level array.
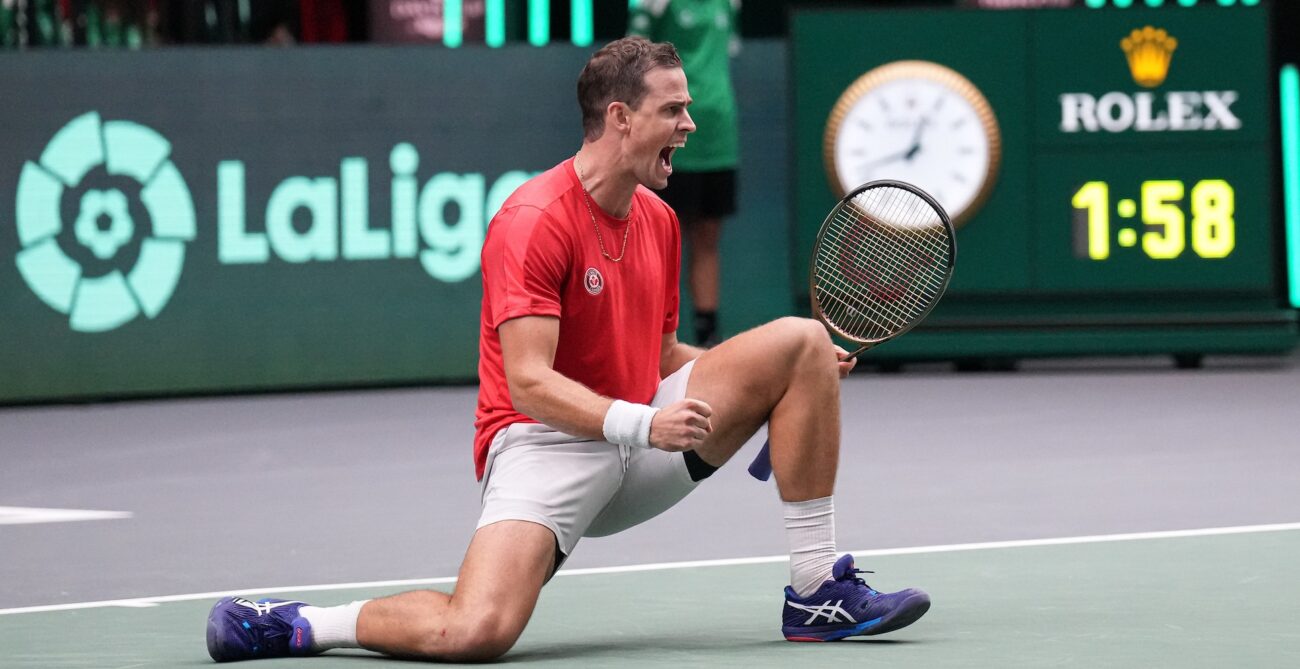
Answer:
[
  {"left": 787, "top": 599, "right": 857, "bottom": 625},
  {"left": 229, "top": 597, "right": 304, "bottom": 615}
]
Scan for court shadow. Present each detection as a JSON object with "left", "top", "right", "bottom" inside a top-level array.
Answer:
[
  {"left": 505, "top": 634, "right": 929, "bottom": 663},
  {"left": 211, "top": 635, "right": 934, "bottom": 666},
  {"left": 833, "top": 637, "right": 921, "bottom": 645},
  {"left": 746, "top": 637, "right": 924, "bottom": 647}
]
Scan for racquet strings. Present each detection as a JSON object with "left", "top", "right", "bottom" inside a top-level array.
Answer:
[{"left": 814, "top": 185, "right": 953, "bottom": 343}]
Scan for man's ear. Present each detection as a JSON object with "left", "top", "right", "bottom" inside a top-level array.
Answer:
[{"left": 607, "top": 101, "right": 632, "bottom": 134}]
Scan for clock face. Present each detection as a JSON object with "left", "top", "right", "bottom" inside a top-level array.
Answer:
[{"left": 826, "top": 62, "right": 1000, "bottom": 226}]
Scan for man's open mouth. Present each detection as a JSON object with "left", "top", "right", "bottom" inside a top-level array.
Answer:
[{"left": 660, "top": 141, "right": 685, "bottom": 174}]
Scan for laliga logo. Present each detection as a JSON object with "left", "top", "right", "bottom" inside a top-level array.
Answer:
[
  {"left": 14, "top": 112, "right": 533, "bottom": 333},
  {"left": 1059, "top": 26, "right": 1241, "bottom": 134},
  {"left": 14, "top": 112, "right": 195, "bottom": 332}
]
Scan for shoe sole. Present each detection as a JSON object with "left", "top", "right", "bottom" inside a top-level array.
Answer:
[
  {"left": 862, "top": 591, "right": 930, "bottom": 636},
  {"left": 783, "top": 591, "right": 931, "bottom": 642}
]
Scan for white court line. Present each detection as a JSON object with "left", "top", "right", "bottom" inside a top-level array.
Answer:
[
  {"left": 0, "top": 506, "right": 133, "bottom": 525},
  {"left": 2, "top": 521, "right": 1298, "bottom": 616}
]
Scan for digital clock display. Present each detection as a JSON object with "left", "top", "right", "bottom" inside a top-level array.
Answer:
[
  {"left": 1072, "top": 179, "right": 1236, "bottom": 260},
  {"left": 1037, "top": 147, "right": 1272, "bottom": 292}
]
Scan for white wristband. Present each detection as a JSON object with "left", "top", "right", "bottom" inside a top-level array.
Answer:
[{"left": 602, "top": 400, "right": 659, "bottom": 449}]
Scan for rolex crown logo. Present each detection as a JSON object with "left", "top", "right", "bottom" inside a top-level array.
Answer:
[{"left": 1121, "top": 26, "right": 1177, "bottom": 88}]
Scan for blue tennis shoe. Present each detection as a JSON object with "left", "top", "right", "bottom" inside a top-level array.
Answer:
[
  {"left": 206, "top": 596, "right": 317, "bottom": 662},
  {"left": 781, "top": 554, "right": 930, "bottom": 641}
]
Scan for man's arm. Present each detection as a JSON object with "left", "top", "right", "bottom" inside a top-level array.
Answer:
[
  {"left": 500, "top": 315, "right": 611, "bottom": 441},
  {"left": 660, "top": 330, "right": 703, "bottom": 379},
  {"left": 501, "top": 316, "right": 712, "bottom": 451}
]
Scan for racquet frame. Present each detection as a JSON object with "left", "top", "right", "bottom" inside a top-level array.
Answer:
[
  {"left": 747, "top": 179, "right": 956, "bottom": 481},
  {"left": 810, "top": 179, "right": 956, "bottom": 360}
]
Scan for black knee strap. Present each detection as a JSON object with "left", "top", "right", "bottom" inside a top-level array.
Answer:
[{"left": 682, "top": 450, "right": 719, "bottom": 482}]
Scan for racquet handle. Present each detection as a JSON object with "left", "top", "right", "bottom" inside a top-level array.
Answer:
[{"left": 747, "top": 440, "right": 773, "bottom": 481}]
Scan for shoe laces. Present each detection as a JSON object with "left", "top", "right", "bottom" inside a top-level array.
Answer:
[{"left": 841, "top": 566, "right": 878, "bottom": 594}]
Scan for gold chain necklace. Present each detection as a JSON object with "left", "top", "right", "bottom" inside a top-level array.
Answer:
[{"left": 576, "top": 156, "right": 632, "bottom": 263}]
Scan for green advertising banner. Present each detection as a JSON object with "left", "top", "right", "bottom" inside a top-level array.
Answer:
[
  {"left": 1, "top": 47, "right": 584, "bottom": 402},
  {"left": 791, "top": 3, "right": 1295, "bottom": 360},
  {"left": 1, "top": 43, "right": 795, "bottom": 403}
]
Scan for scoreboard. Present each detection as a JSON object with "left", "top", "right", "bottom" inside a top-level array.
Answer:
[{"left": 793, "top": 2, "right": 1298, "bottom": 363}]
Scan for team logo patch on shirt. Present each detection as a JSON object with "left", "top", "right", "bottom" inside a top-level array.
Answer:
[{"left": 584, "top": 267, "right": 604, "bottom": 295}]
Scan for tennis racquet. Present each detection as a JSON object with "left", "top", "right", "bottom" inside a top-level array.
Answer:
[{"left": 747, "top": 179, "right": 956, "bottom": 481}]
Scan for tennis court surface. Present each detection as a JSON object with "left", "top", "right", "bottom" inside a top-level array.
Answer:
[{"left": 4, "top": 355, "right": 1299, "bottom": 666}]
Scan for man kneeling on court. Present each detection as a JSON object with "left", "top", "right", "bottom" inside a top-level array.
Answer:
[{"left": 205, "top": 36, "right": 930, "bottom": 663}]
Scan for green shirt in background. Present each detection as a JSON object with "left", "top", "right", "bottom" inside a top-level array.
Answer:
[{"left": 629, "top": 0, "right": 740, "bottom": 172}]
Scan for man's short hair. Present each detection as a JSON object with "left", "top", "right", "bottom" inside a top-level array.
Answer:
[{"left": 577, "top": 36, "right": 682, "bottom": 142}]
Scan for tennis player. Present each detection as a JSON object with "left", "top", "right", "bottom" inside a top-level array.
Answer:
[{"left": 205, "top": 36, "right": 929, "bottom": 663}]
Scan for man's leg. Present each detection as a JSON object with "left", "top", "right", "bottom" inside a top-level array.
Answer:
[
  {"left": 687, "top": 216, "right": 722, "bottom": 346},
  {"left": 681, "top": 317, "right": 930, "bottom": 640},
  {"left": 345, "top": 429, "right": 624, "bottom": 660},
  {"left": 681, "top": 317, "right": 841, "bottom": 591},
  {"left": 577, "top": 317, "right": 841, "bottom": 605},
  {"left": 685, "top": 316, "right": 839, "bottom": 501},
  {"left": 207, "top": 520, "right": 556, "bottom": 662},
  {"left": 354, "top": 520, "right": 555, "bottom": 661}
]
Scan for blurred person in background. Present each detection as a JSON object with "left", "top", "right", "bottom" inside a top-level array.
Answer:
[
  {"left": 629, "top": 0, "right": 740, "bottom": 347},
  {"left": 153, "top": 0, "right": 358, "bottom": 45},
  {"left": 0, "top": 0, "right": 360, "bottom": 48},
  {"left": 2, "top": 0, "right": 68, "bottom": 46},
  {"left": 158, "top": 0, "right": 292, "bottom": 44},
  {"left": 67, "top": 0, "right": 149, "bottom": 47}
]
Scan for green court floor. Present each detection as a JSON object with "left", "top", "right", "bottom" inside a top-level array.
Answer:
[{"left": 4, "top": 529, "right": 1297, "bottom": 668}]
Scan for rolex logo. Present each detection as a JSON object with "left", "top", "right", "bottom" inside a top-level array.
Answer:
[
  {"left": 1121, "top": 26, "right": 1177, "bottom": 88},
  {"left": 1060, "top": 25, "right": 1240, "bottom": 135}
]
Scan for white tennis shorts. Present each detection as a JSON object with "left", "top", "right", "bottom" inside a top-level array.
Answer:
[{"left": 477, "top": 360, "right": 703, "bottom": 556}]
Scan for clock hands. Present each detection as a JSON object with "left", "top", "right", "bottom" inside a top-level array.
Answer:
[
  {"left": 904, "top": 116, "right": 930, "bottom": 160},
  {"left": 856, "top": 146, "right": 913, "bottom": 173},
  {"left": 855, "top": 116, "right": 932, "bottom": 174}
]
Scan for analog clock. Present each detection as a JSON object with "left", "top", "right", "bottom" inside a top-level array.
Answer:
[{"left": 824, "top": 60, "right": 1001, "bottom": 227}]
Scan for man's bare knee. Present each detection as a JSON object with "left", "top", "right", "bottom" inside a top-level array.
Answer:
[
  {"left": 422, "top": 612, "right": 523, "bottom": 661},
  {"left": 449, "top": 627, "right": 519, "bottom": 662},
  {"left": 770, "top": 316, "right": 813, "bottom": 338},
  {"left": 774, "top": 317, "right": 833, "bottom": 359}
]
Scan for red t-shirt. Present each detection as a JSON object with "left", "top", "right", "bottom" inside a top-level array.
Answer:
[{"left": 473, "top": 158, "right": 681, "bottom": 479}]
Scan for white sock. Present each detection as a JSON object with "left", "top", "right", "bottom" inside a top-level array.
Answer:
[
  {"left": 299, "top": 600, "right": 368, "bottom": 651},
  {"left": 784, "top": 496, "right": 838, "bottom": 598}
]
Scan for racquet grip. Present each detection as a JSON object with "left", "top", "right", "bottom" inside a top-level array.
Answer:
[{"left": 747, "top": 440, "right": 773, "bottom": 481}]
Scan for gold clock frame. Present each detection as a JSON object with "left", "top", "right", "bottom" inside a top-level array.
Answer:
[{"left": 823, "top": 60, "right": 1002, "bottom": 228}]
